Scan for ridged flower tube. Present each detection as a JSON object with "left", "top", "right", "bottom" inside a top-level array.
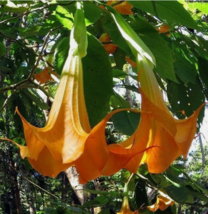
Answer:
[
  {"left": 117, "top": 196, "right": 138, "bottom": 214},
  {"left": 3, "top": 2, "right": 91, "bottom": 178},
  {"left": 105, "top": 7, "right": 205, "bottom": 174}
]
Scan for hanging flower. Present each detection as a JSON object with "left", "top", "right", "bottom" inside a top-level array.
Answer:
[
  {"left": 3, "top": 2, "right": 91, "bottom": 178},
  {"left": 101, "top": 7, "right": 205, "bottom": 175},
  {"left": 147, "top": 192, "right": 175, "bottom": 212},
  {"left": 106, "top": 1, "right": 133, "bottom": 15},
  {"left": 99, "top": 33, "right": 118, "bottom": 54},
  {"left": 34, "top": 66, "right": 57, "bottom": 85},
  {"left": 117, "top": 196, "right": 138, "bottom": 214}
]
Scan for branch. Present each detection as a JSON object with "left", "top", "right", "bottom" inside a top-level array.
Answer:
[
  {"left": 0, "top": 25, "right": 62, "bottom": 96},
  {"left": 0, "top": 2, "right": 75, "bottom": 25},
  {"left": 9, "top": 165, "right": 60, "bottom": 200}
]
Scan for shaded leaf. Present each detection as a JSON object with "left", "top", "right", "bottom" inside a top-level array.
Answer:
[
  {"left": 164, "top": 185, "right": 193, "bottom": 203},
  {"left": 129, "top": 1, "right": 197, "bottom": 29},
  {"left": 22, "top": 89, "right": 49, "bottom": 110},
  {"left": 112, "top": 110, "right": 140, "bottom": 136},
  {"left": 83, "top": 2, "right": 101, "bottom": 26},
  {"left": 83, "top": 34, "right": 112, "bottom": 127}
]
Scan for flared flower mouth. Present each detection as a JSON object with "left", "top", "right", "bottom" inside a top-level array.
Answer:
[
  {"left": 3, "top": 1, "right": 92, "bottom": 178},
  {"left": 148, "top": 191, "right": 175, "bottom": 212}
]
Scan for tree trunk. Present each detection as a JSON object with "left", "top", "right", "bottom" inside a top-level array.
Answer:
[
  {"left": 9, "top": 161, "right": 22, "bottom": 214},
  {"left": 65, "top": 167, "right": 87, "bottom": 205}
]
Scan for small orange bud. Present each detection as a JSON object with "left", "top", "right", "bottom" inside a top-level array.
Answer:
[
  {"left": 156, "top": 25, "right": 170, "bottom": 34},
  {"left": 114, "top": 1, "right": 133, "bottom": 15},
  {"left": 99, "top": 33, "right": 117, "bottom": 54},
  {"left": 103, "top": 44, "right": 117, "bottom": 54},
  {"left": 125, "top": 56, "right": 137, "bottom": 68},
  {"left": 34, "top": 67, "right": 56, "bottom": 84},
  {"left": 99, "top": 33, "right": 110, "bottom": 43}
]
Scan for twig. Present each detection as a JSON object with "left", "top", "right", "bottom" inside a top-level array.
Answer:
[
  {"left": 0, "top": 25, "right": 62, "bottom": 95},
  {"left": 0, "top": 2, "right": 75, "bottom": 25},
  {"left": 10, "top": 165, "right": 60, "bottom": 200},
  {"left": 0, "top": 91, "right": 15, "bottom": 113}
]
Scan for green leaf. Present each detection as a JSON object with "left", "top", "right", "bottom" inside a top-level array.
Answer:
[
  {"left": 84, "top": 189, "right": 109, "bottom": 195},
  {"left": 54, "top": 37, "right": 70, "bottom": 75},
  {"left": 83, "top": 2, "right": 101, "bottom": 26},
  {"left": 129, "top": 1, "right": 197, "bottom": 29},
  {"left": 188, "top": 2, "right": 208, "bottom": 14},
  {"left": 110, "top": 92, "right": 130, "bottom": 109},
  {"left": 198, "top": 57, "right": 208, "bottom": 90},
  {"left": 174, "top": 52, "right": 197, "bottom": 84},
  {"left": 22, "top": 89, "right": 49, "bottom": 110},
  {"left": 0, "top": 94, "right": 4, "bottom": 110},
  {"left": 0, "top": 41, "right": 6, "bottom": 57},
  {"left": 104, "top": 14, "right": 131, "bottom": 55},
  {"left": 186, "top": 185, "right": 208, "bottom": 203},
  {"left": 56, "top": 6, "right": 73, "bottom": 30},
  {"left": 164, "top": 185, "right": 193, "bottom": 203},
  {"left": 3, "top": 3, "right": 28, "bottom": 13},
  {"left": 98, "top": 210, "right": 111, "bottom": 214},
  {"left": 112, "top": 110, "right": 140, "bottom": 136},
  {"left": 167, "top": 81, "right": 205, "bottom": 122},
  {"left": 131, "top": 17, "right": 177, "bottom": 82},
  {"left": 19, "top": 26, "right": 42, "bottom": 38},
  {"left": 113, "top": 48, "right": 126, "bottom": 70},
  {"left": 150, "top": 174, "right": 171, "bottom": 188},
  {"left": 112, "top": 69, "right": 127, "bottom": 80},
  {"left": 83, "top": 34, "right": 112, "bottom": 127},
  {"left": 83, "top": 195, "right": 109, "bottom": 208}
]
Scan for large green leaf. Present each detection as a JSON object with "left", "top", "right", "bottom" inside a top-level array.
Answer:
[
  {"left": 112, "top": 110, "right": 140, "bottom": 136},
  {"left": 129, "top": 1, "right": 197, "bottom": 29},
  {"left": 54, "top": 37, "right": 70, "bottom": 75},
  {"left": 22, "top": 89, "right": 50, "bottom": 110},
  {"left": 174, "top": 52, "right": 197, "bottom": 84},
  {"left": 83, "top": 34, "right": 112, "bottom": 127},
  {"left": 188, "top": 2, "right": 208, "bottom": 14},
  {"left": 83, "top": 2, "right": 101, "bottom": 26},
  {"left": 164, "top": 185, "right": 193, "bottom": 203},
  {"left": 0, "top": 41, "right": 6, "bottom": 57},
  {"left": 19, "top": 26, "right": 42, "bottom": 38},
  {"left": 167, "top": 81, "right": 205, "bottom": 123},
  {"left": 198, "top": 57, "right": 208, "bottom": 90},
  {"left": 103, "top": 14, "right": 132, "bottom": 55},
  {"left": 55, "top": 6, "right": 73, "bottom": 30},
  {"left": 110, "top": 91, "right": 130, "bottom": 109},
  {"left": 130, "top": 17, "right": 177, "bottom": 82}
]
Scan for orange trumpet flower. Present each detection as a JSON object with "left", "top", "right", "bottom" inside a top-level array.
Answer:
[
  {"left": 102, "top": 7, "right": 205, "bottom": 175},
  {"left": 147, "top": 192, "right": 174, "bottom": 212},
  {"left": 117, "top": 196, "right": 138, "bottom": 214},
  {"left": 3, "top": 2, "right": 91, "bottom": 178}
]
